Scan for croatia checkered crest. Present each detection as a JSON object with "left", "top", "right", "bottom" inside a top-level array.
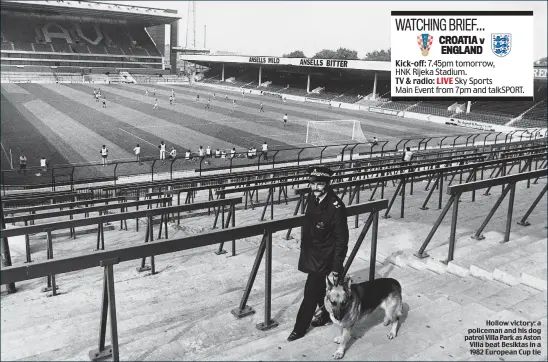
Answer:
[{"left": 417, "top": 34, "right": 434, "bottom": 56}]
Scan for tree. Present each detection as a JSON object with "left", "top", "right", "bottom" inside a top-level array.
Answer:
[
  {"left": 283, "top": 50, "right": 306, "bottom": 58},
  {"left": 363, "top": 48, "right": 391, "bottom": 61},
  {"left": 313, "top": 49, "right": 337, "bottom": 59},
  {"left": 335, "top": 47, "right": 358, "bottom": 60}
]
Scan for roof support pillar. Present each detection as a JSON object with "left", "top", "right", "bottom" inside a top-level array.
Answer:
[
  {"left": 372, "top": 72, "right": 378, "bottom": 100},
  {"left": 307, "top": 73, "right": 310, "bottom": 93},
  {"left": 258, "top": 66, "right": 262, "bottom": 86},
  {"left": 222, "top": 64, "right": 225, "bottom": 82}
]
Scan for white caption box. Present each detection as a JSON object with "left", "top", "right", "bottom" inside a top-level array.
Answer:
[{"left": 390, "top": 12, "right": 534, "bottom": 100}]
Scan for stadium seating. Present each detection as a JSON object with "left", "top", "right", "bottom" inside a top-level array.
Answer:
[
  {"left": 453, "top": 112, "right": 511, "bottom": 126},
  {"left": 1, "top": 14, "right": 163, "bottom": 70},
  {"left": 376, "top": 101, "right": 417, "bottom": 111},
  {"left": 466, "top": 100, "right": 537, "bottom": 118},
  {"left": 515, "top": 100, "right": 548, "bottom": 128},
  {"left": 408, "top": 101, "right": 456, "bottom": 117}
]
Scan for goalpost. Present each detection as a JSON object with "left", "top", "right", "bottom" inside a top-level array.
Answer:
[{"left": 305, "top": 120, "right": 369, "bottom": 145}]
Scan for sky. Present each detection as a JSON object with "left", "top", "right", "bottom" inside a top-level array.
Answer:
[{"left": 117, "top": 1, "right": 547, "bottom": 61}]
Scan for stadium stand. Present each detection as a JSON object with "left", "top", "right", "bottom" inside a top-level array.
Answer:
[
  {"left": 376, "top": 100, "right": 417, "bottom": 111},
  {"left": 407, "top": 101, "right": 456, "bottom": 117},
  {"left": 454, "top": 111, "right": 512, "bottom": 126},
  {"left": 514, "top": 100, "right": 548, "bottom": 128},
  {"left": 1, "top": 13, "right": 163, "bottom": 72}
]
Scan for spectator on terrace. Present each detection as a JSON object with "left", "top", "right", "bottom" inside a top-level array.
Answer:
[
  {"left": 402, "top": 147, "right": 414, "bottom": 172},
  {"left": 231, "top": 147, "right": 236, "bottom": 158},
  {"left": 169, "top": 146, "right": 177, "bottom": 159},
  {"left": 159, "top": 141, "right": 166, "bottom": 164},
  {"left": 100, "top": 145, "right": 108, "bottom": 166},
  {"left": 18, "top": 154, "right": 27, "bottom": 175},
  {"left": 198, "top": 145, "right": 204, "bottom": 157},
  {"left": 261, "top": 142, "right": 268, "bottom": 161},
  {"left": 206, "top": 146, "right": 212, "bottom": 158},
  {"left": 371, "top": 137, "right": 378, "bottom": 146},
  {"left": 221, "top": 150, "right": 227, "bottom": 159},
  {"left": 215, "top": 149, "right": 221, "bottom": 158},
  {"left": 37, "top": 157, "right": 48, "bottom": 176},
  {"left": 185, "top": 150, "right": 191, "bottom": 160},
  {"left": 133, "top": 144, "right": 141, "bottom": 164}
]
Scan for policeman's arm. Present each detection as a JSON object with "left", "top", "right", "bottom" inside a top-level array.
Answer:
[{"left": 331, "top": 207, "right": 349, "bottom": 274}]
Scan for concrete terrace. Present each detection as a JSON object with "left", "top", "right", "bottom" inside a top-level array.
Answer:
[{"left": 1, "top": 159, "right": 547, "bottom": 361}]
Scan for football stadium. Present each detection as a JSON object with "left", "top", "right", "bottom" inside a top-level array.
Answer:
[{"left": 1, "top": 1, "right": 547, "bottom": 361}]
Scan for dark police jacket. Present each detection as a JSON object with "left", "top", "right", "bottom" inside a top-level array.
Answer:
[{"left": 298, "top": 188, "right": 349, "bottom": 275}]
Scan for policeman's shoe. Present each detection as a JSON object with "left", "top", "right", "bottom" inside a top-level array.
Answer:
[
  {"left": 311, "top": 311, "right": 332, "bottom": 327},
  {"left": 287, "top": 330, "right": 305, "bottom": 342}
]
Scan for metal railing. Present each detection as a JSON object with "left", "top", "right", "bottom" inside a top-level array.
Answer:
[
  {"left": 1, "top": 199, "right": 387, "bottom": 361},
  {"left": 3, "top": 131, "right": 534, "bottom": 193},
  {"left": 415, "top": 168, "right": 547, "bottom": 263}
]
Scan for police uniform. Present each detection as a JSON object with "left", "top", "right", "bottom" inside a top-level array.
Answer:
[{"left": 289, "top": 166, "right": 349, "bottom": 341}]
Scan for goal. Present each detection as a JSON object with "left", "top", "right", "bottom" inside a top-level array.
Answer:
[{"left": 305, "top": 120, "right": 368, "bottom": 145}]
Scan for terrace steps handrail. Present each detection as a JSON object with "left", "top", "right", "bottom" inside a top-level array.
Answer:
[
  {"left": 1, "top": 199, "right": 387, "bottom": 285},
  {"left": 91, "top": 142, "right": 545, "bottom": 198},
  {"left": 4, "top": 197, "right": 172, "bottom": 224},
  {"left": 416, "top": 169, "right": 547, "bottom": 262},
  {"left": 1, "top": 196, "right": 243, "bottom": 238}
]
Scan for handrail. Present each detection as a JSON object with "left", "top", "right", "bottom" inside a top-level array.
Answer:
[
  {"left": 447, "top": 169, "right": 547, "bottom": 194},
  {"left": 90, "top": 141, "right": 546, "bottom": 197},
  {"left": 416, "top": 169, "right": 547, "bottom": 262},
  {"left": 1, "top": 198, "right": 387, "bottom": 360},
  {"left": 3, "top": 196, "right": 127, "bottom": 215},
  {"left": 1, "top": 197, "right": 242, "bottom": 238},
  {"left": 2, "top": 131, "right": 519, "bottom": 192},
  {"left": 1, "top": 199, "right": 386, "bottom": 284},
  {"left": 4, "top": 197, "right": 171, "bottom": 224}
]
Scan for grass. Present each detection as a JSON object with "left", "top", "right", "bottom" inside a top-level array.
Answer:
[{"left": 1, "top": 82, "right": 478, "bottom": 187}]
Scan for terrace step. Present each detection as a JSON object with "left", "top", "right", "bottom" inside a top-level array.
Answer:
[
  {"left": 479, "top": 283, "right": 541, "bottom": 313},
  {"left": 447, "top": 234, "right": 540, "bottom": 278},
  {"left": 492, "top": 245, "right": 547, "bottom": 287}
]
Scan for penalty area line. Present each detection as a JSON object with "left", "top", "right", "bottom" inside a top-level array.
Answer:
[{"left": 118, "top": 128, "right": 157, "bottom": 147}]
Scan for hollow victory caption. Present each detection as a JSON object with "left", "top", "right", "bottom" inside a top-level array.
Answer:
[{"left": 390, "top": 11, "right": 534, "bottom": 101}]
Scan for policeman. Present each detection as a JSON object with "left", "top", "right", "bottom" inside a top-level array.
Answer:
[{"left": 288, "top": 166, "right": 349, "bottom": 342}]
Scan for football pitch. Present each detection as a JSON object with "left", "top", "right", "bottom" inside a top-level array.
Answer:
[{"left": 1, "top": 82, "right": 478, "bottom": 186}]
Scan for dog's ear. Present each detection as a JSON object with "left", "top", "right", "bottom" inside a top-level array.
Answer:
[
  {"left": 344, "top": 275, "right": 352, "bottom": 290},
  {"left": 326, "top": 275, "right": 333, "bottom": 289}
]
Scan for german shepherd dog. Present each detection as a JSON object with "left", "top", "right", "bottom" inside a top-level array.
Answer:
[{"left": 325, "top": 274, "right": 403, "bottom": 359}]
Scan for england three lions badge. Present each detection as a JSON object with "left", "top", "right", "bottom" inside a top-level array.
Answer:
[{"left": 491, "top": 33, "right": 512, "bottom": 57}]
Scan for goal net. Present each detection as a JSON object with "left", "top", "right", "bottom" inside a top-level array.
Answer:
[{"left": 305, "top": 120, "right": 369, "bottom": 145}]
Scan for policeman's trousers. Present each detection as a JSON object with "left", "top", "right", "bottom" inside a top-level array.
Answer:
[{"left": 294, "top": 272, "right": 327, "bottom": 334}]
